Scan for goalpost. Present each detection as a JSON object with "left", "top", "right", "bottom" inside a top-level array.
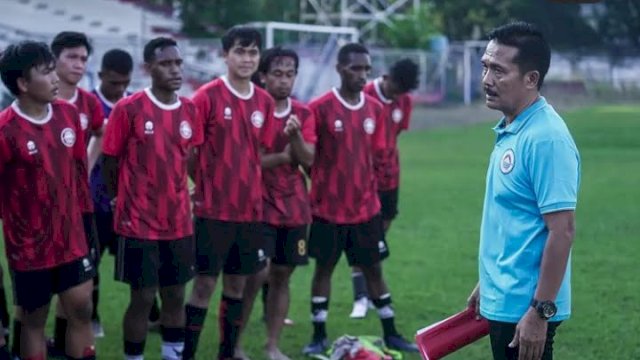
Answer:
[{"left": 245, "top": 21, "right": 360, "bottom": 101}]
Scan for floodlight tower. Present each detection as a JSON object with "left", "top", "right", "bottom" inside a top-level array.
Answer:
[{"left": 300, "top": 0, "right": 421, "bottom": 42}]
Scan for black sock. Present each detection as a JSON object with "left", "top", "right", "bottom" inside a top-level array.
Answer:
[
  {"left": 217, "top": 295, "right": 243, "bottom": 360},
  {"left": 372, "top": 294, "right": 399, "bottom": 337},
  {"left": 91, "top": 274, "right": 100, "bottom": 321},
  {"left": 311, "top": 297, "right": 329, "bottom": 341},
  {"left": 183, "top": 304, "right": 208, "bottom": 360},
  {"left": 0, "top": 345, "right": 10, "bottom": 360},
  {"left": 261, "top": 282, "right": 269, "bottom": 319},
  {"left": 0, "top": 288, "right": 9, "bottom": 332},
  {"left": 149, "top": 296, "right": 160, "bottom": 322},
  {"left": 351, "top": 272, "right": 369, "bottom": 300},
  {"left": 11, "top": 319, "right": 20, "bottom": 357},
  {"left": 124, "top": 340, "right": 146, "bottom": 357},
  {"left": 54, "top": 317, "right": 67, "bottom": 350}
]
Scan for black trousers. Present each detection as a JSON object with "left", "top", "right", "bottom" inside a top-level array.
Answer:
[{"left": 489, "top": 320, "right": 562, "bottom": 360}]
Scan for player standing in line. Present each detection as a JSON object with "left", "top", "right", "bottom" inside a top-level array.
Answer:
[
  {"left": 302, "top": 43, "right": 418, "bottom": 355},
  {"left": 89, "top": 48, "right": 163, "bottom": 336},
  {"left": 349, "top": 59, "right": 419, "bottom": 319},
  {"left": 0, "top": 40, "right": 96, "bottom": 360},
  {"left": 102, "top": 37, "right": 202, "bottom": 360},
  {"left": 182, "top": 26, "right": 275, "bottom": 360},
  {"left": 48, "top": 31, "right": 105, "bottom": 355},
  {"left": 234, "top": 47, "right": 316, "bottom": 360}
]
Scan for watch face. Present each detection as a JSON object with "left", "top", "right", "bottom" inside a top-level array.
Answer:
[{"left": 541, "top": 302, "right": 557, "bottom": 319}]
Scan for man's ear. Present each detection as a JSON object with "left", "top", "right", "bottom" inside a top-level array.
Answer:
[
  {"left": 142, "top": 62, "right": 151, "bottom": 76},
  {"left": 16, "top": 77, "right": 29, "bottom": 94},
  {"left": 525, "top": 70, "right": 540, "bottom": 90}
]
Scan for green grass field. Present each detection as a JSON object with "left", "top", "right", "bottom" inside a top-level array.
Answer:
[{"left": 1, "top": 104, "right": 639, "bottom": 359}]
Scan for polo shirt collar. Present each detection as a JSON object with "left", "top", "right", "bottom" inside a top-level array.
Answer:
[{"left": 493, "top": 96, "right": 547, "bottom": 135}]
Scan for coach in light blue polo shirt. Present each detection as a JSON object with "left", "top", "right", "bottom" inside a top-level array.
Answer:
[{"left": 467, "top": 22, "right": 580, "bottom": 360}]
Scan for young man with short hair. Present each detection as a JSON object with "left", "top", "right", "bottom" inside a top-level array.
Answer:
[
  {"left": 0, "top": 40, "right": 96, "bottom": 360},
  {"left": 235, "top": 47, "right": 316, "bottom": 360},
  {"left": 183, "top": 26, "right": 276, "bottom": 360},
  {"left": 102, "top": 37, "right": 202, "bottom": 360},
  {"left": 303, "top": 43, "right": 417, "bottom": 355},
  {"left": 350, "top": 58, "right": 419, "bottom": 318},
  {"left": 48, "top": 31, "right": 105, "bottom": 353}
]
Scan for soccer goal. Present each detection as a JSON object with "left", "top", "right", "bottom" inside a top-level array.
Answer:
[{"left": 246, "top": 21, "right": 360, "bottom": 101}]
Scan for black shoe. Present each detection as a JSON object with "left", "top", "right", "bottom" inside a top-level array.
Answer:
[
  {"left": 302, "top": 338, "right": 328, "bottom": 355},
  {"left": 384, "top": 334, "right": 419, "bottom": 352}
]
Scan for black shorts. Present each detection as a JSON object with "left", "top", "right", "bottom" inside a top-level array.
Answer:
[
  {"left": 263, "top": 224, "right": 309, "bottom": 266},
  {"left": 115, "top": 236, "right": 195, "bottom": 289},
  {"left": 194, "top": 217, "right": 267, "bottom": 276},
  {"left": 11, "top": 256, "right": 96, "bottom": 312},
  {"left": 309, "top": 214, "right": 389, "bottom": 267},
  {"left": 83, "top": 212, "right": 99, "bottom": 264},
  {"left": 94, "top": 209, "right": 117, "bottom": 256},
  {"left": 378, "top": 189, "right": 399, "bottom": 221}
]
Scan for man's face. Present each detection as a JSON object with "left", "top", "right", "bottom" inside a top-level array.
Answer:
[
  {"left": 481, "top": 40, "right": 531, "bottom": 113},
  {"left": 55, "top": 46, "right": 88, "bottom": 85},
  {"left": 21, "top": 63, "right": 59, "bottom": 103},
  {"left": 338, "top": 53, "right": 371, "bottom": 93},
  {"left": 224, "top": 40, "right": 260, "bottom": 80},
  {"left": 99, "top": 70, "right": 131, "bottom": 101},
  {"left": 261, "top": 56, "right": 297, "bottom": 100},
  {"left": 146, "top": 46, "right": 183, "bottom": 92}
]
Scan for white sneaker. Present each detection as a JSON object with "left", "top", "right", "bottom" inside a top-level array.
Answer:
[{"left": 349, "top": 297, "right": 369, "bottom": 319}]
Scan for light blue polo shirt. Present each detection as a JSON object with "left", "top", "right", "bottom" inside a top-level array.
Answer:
[{"left": 479, "top": 97, "right": 580, "bottom": 323}]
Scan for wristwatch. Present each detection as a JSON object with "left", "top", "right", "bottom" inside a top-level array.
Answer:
[{"left": 531, "top": 299, "right": 557, "bottom": 320}]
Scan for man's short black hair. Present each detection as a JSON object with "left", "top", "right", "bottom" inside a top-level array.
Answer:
[
  {"left": 389, "top": 58, "right": 419, "bottom": 93},
  {"left": 143, "top": 37, "right": 178, "bottom": 63},
  {"left": 51, "top": 31, "right": 92, "bottom": 57},
  {"left": 258, "top": 47, "right": 299, "bottom": 74},
  {"left": 337, "top": 43, "right": 369, "bottom": 65},
  {"left": 487, "top": 21, "right": 551, "bottom": 90},
  {"left": 0, "top": 41, "right": 55, "bottom": 96},
  {"left": 221, "top": 26, "right": 262, "bottom": 52},
  {"left": 101, "top": 49, "right": 133, "bottom": 75}
]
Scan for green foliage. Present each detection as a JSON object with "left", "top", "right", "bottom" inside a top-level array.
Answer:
[{"left": 380, "top": 6, "right": 444, "bottom": 49}]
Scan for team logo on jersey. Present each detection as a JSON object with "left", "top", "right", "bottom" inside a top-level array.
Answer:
[
  {"left": 60, "top": 128, "right": 76, "bottom": 147},
  {"left": 500, "top": 148, "right": 515, "bottom": 174},
  {"left": 363, "top": 118, "right": 375, "bottom": 134},
  {"left": 334, "top": 119, "right": 344, "bottom": 132},
  {"left": 27, "top": 140, "right": 38, "bottom": 155},
  {"left": 258, "top": 249, "right": 266, "bottom": 262},
  {"left": 79, "top": 113, "right": 89, "bottom": 130},
  {"left": 144, "top": 121, "right": 154, "bottom": 135},
  {"left": 251, "top": 111, "right": 265, "bottom": 128},
  {"left": 392, "top": 108, "right": 403, "bottom": 123},
  {"left": 179, "top": 121, "right": 193, "bottom": 139},
  {"left": 224, "top": 106, "right": 232, "bottom": 120}
]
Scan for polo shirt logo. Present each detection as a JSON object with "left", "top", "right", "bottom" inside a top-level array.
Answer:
[{"left": 500, "top": 148, "right": 515, "bottom": 174}]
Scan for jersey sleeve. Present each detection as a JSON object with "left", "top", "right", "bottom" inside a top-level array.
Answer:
[
  {"left": 190, "top": 103, "right": 205, "bottom": 147},
  {"left": 400, "top": 96, "right": 412, "bottom": 131},
  {"left": 371, "top": 106, "right": 387, "bottom": 151},
  {"left": 0, "top": 128, "right": 11, "bottom": 175},
  {"left": 300, "top": 107, "right": 318, "bottom": 145},
  {"left": 527, "top": 139, "right": 581, "bottom": 214},
  {"left": 102, "top": 102, "right": 130, "bottom": 157},
  {"left": 71, "top": 107, "right": 88, "bottom": 161},
  {"left": 89, "top": 95, "right": 105, "bottom": 132},
  {"left": 192, "top": 89, "right": 213, "bottom": 138},
  {"left": 260, "top": 99, "right": 277, "bottom": 149}
]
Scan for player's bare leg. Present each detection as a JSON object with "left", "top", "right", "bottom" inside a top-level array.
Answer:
[
  {"left": 123, "top": 287, "right": 158, "bottom": 357},
  {"left": 182, "top": 275, "right": 218, "bottom": 360},
  {"left": 360, "top": 262, "right": 417, "bottom": 352},
  {"left": 235, "top": 263, "right": 269, "bottom": 360},
  {"left": 59, "top": 279, "right": 95, "bottom": 358},
  {"left": 20, "top": 302, "right": 50, "bottom": 358},
  {"left": 159, "top": 284, "right": 187, "bottom": 359},
  {"left": 265, "top": 264, "right": 295, "bottom": 360}
]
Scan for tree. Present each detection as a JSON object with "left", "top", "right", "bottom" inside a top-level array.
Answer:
[{"left": 380, "top": 6, "right": 444, "bottom": 49}]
